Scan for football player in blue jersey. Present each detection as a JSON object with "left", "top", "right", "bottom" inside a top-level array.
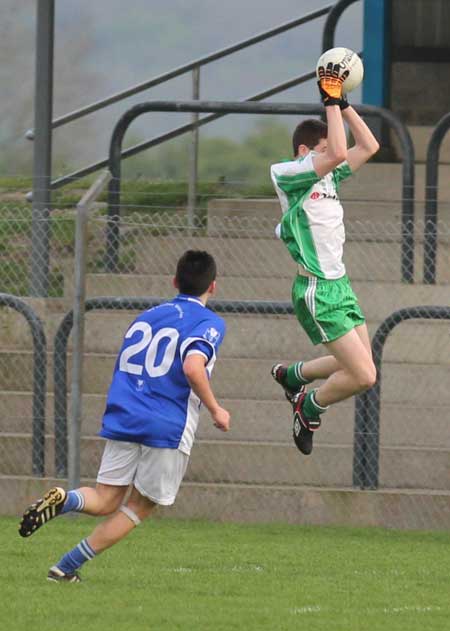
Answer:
[{"left": 19, "top": 250, "right": 230, "bottom": 582}]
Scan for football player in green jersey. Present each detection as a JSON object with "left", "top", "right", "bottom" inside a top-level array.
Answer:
[{"left": 271, "top": 62, "right": 379, "bottom": 455}]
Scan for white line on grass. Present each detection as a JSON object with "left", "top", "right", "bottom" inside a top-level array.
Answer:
[
  {"left": 381, "top": 606, "right": 442, "bottom": 615},
  {"left": 291, "top": 606, "right": 321, "bottom": 615},
  {"left": 165, "top": 565, "right": 265, "bottom": 574},
  {"left": 290, "top": 605, "right": 443, "bottom": 617}
]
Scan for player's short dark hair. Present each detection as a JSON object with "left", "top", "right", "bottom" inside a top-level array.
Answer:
[
  {"left": 176, "top": 250, "right": 217, "bottom": 296},
  {"left": 292, "top": 119, "right": 328, "bottom": 156}
]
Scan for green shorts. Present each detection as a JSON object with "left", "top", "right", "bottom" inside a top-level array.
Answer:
[{"left": 292, "top": 274, "right": 365, "bottom": 345}]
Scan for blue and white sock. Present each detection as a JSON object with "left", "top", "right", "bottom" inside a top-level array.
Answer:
[
  {"left": 60, "top": 490, "right": 85, "bottom": 514},
  {"left": 57, "top": 538, "right": 97, "bottom": 575}
]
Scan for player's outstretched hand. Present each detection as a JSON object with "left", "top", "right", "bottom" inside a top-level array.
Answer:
[
  {"left": 317, "top": 61, "right": 350, "bottom": 106},
  {"left": 212, "top": 406, "right": 230, "bottom": 432}
]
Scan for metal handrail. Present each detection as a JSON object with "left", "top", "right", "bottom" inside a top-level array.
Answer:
[
  {"left": 27, "top": 5, "right": 332, "bottom": 141},
  {"left": 353, "top": 306, "right": 450, "bottom": 490},
  {"left": 49, "top": 69, "right": 317, "bottom": 191},
  {"left": 104, "top": 100, "right": 415, "bottom": 282},
  {"left": 53, "top": 298, "right": 294, "bottom": 477},
  {"left": 423, "top": 112, "right": 450, "bottom": 284},
  {"left": 322, "top": 0, "right": 359, "bottom": 52},
  {"left": 0, "top": 294, "right": 47, "bottom": 476}
]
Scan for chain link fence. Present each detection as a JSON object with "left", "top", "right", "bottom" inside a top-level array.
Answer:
[{"left": 0, "top": 182, "right": 449, "bottom": 528}]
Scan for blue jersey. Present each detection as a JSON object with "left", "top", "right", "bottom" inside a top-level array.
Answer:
[{"left": 100, "top": 294, "right": 226, "bottom": 454}]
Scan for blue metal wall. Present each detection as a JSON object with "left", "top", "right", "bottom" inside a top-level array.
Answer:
[{"left": 362, "top": 0, "right": 390, "bottom": 107}]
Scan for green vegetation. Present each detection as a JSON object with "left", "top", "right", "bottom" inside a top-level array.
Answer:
[
  {"left": 122, "top": 119, "right": 292, "bottom": 185},
  {"left": 0, "top": 120, "right": 290, "bottom": 213},
  {"left": 0, "top": 208, "right": 73, "bottom": 296},
  {"left": 2, "top": 516, "right": 449, "bottom": 631},
  {"left": 0, "top": 121, "right": 291, "bottom": 295},
  {"left": 0, "top": 176, "right": 33, "bottom": 191}
]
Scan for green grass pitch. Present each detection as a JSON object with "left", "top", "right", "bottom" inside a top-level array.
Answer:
[{"left": 1, "top": 516, "right": 449, "bottom": 630}]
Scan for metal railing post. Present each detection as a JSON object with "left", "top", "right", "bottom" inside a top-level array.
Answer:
[
  {"left": 69, "top": 172, "right": 111, "bottom": 490},
  {"left": 187, "top": 67, "right": 201, "bottom": 230},
  {"left": 105, "top": 176, "right": 121, "bottom": 273},
  {"left": 106, "top": 105, "right": 151, "bottom": 273},
  {"left": 424, "top": 112, "right": 450, "bottom": 284},
  {"left": 54, "top": 311, "right": 73, "bottom": 477},
  {"left": 355, "top": 306, "right": 450, "bottom": 490},
  {"left": 322, "top": 0, "right": 359, "bottom": 52},
  {"left": 30, "top": 0, "right": 54, "bottom": 296},
  {"left": 352, "top": 393, "right": 367, "bottom": 487},
  {"left": 0, "top": 294, "right": 47, "bottom": 476}
]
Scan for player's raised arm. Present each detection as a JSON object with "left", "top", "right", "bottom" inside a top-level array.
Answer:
[
  {"left": 342, "top": 106, "right": 380, "bottom": 172},
  {"left": 312, "top": 62, "right": 349, "bottom": 177},
  {"left": 183, "top": 354, "right": 230, "bottom": 432}
]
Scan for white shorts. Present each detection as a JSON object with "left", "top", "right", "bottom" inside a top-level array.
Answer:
[{"left": 97, "top": 440, "right": 189, "bottom": 506}]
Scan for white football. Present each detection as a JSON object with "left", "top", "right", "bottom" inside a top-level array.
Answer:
[{"left": 316, "top": 47, "right": 364, "bottom": 93}]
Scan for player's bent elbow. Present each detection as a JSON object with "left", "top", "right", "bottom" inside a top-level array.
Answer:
[
  {"left": 182, "top": 364, "right": 196, "bottom": 381},
  {"left": 331, "top": 150, "right": 348, "bottom": 165},
  {"left": 370, "top": 140, "right": 380, "bottom": 156},
  {"left": 183, "top": 356, "right": 205, "bottom": 381}
]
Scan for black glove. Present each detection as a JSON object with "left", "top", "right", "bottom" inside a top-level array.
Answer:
[
  {"left": 339, "top": 93, "right": 350, "bottom": 110},
  {"left": 317, "top": 62, "right": 349, "bottom": 107}
]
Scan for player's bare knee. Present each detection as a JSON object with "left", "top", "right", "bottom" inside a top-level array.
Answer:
[
  {"left": 355, "top": 365, "right": 377, "bottom": 392},
  {"left": 94, "top": 485, "right": 127, "bottom": 516},
  {"left": 125, "top": 499, "right": 155, "bottom": 522},
  {"left": 100, "top": 498, "right": 123, "bottom": 516},
  {"left": 126, "top": 487, "right": 156, "bottom": 521},
  {"left": 119, "top": 505, "right": 143, "bottom": 527}
]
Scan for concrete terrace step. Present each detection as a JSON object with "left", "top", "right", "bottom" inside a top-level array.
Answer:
[
  {"left": 1, "top": 434, "right": 450, "bottom": 491},
  {"left": 189, "top": 441, "right": 450, "bottom": 491},
  {"left": 2, "top": 475, "right": 450, "bottom": 529},
  {"left": 0, "top": 351, "right": 449, "bottom": 402},
  {"left": 339, "top": 163, "right": 450, "bottom": 204},
  {"left": 1, "top": 279, "right": 448, "bottom": 355},
  {"left": 1, "top": 392, "right": 448, "bottom": 449},
  {"left": 0, "top": 306, "right": 448, "bottom": 361},
  {"left": 80, "top": 273, "right": 449, "bottom": 306},
  {"left": 2, "top": 389, "right": 449, "bottom": 449},
  {"left": 207, "top": 199, "right": 450, "bottom": 235},
  {"left": 398, "top": 125, "right": 450, "bottom": 164},
  {"left": 121, "top": 236, "right": 450, "bottom": 284},
  {"left": 207, "top": 164, "right": 450, "bottom": 209},
  {"left": 205, "top": 165, "right": 450, "bottom": 277},
  {"left": 65, "top": 317, "right": 450, "bottom": 363},
  {"left": 159, "top": 481, "right": 450, "bottom": 530},
  {"left": 0, "top": 433, "right": 349, "bottom": 485}
]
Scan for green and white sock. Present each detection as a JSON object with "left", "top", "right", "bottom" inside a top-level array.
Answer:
[
  {"left": 302, "top": 389, "right": 329, "bottom": 419},
  {"left": 285, "top": 361, "right": 311, "bottom": 390}
]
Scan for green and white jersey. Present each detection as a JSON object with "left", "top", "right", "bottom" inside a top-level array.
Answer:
[{"left": 270, "top": 152, "right": 352, "bottom": 280}]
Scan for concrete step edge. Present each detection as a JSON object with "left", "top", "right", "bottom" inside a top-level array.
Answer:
[
  {"left": 3, "top": 474, "right": 450, "bottom": 496},
  {"left": 1, "top": 350, "right": 448, "bottom": 367},
  {"left": 4, "top": 434, "right": 450, "bottom": 454}
]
